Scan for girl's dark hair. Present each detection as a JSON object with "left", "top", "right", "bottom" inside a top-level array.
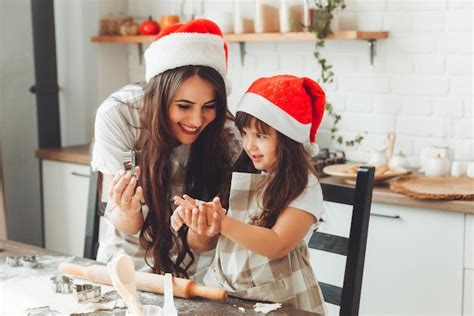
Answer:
[
  {"left": 233, "top": 112, "right": 317, "bottom": 228},
  {"left": 136, "top": 65, "right": 232, "bottom": 277}
]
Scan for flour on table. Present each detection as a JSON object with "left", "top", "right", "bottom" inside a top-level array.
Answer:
[
  {"left": 253, "top": 302, "right": 282, "bottom": 314},
  {"left": 0, "top": 274, "right": 121, "bottom": 315}
]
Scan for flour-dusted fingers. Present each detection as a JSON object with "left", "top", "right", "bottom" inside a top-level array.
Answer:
[
  {"left": 134, "top": 166, "right": 141, "bottom": 178},
  {"left": 170, "top": 207, "right": 184, "bottom": 231},
  {"left": 121, "top": 175, "right": 137, "bottom": 205},
  {"left": 197, "top": 206, "right": 208, "bottom": 231},
  {"left": 171, "top": 206, "right": 187, "bottom": 231},
  {"left": 184, "top": 207, "right": 193, "bottom": 227},
  {"left": 208, "top": 211, "right": 221, "bottom": 236},
  {"left": 109, "top": 170, "right": 125, "bottom": 198},
  {"left": 212, "top": 197, "right": 226, "bottom": 217},
  {"left": 112, "top": 171, "right": 133, "bottom": 205},
  {"left": 130, "top": 186, "right": 143, "bottom": 211},
  {"left": 183, "top": 194, "right": 198, "bottom": 207},
  {"left": 174, "top": 196, "right": 196, "bottom": 211}
]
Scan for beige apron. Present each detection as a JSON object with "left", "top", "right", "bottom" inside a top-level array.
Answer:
[
  {"left": 96, "top": 154, "right": 213, "bottom": 281},
  {"left": 204, "top": 172, "right": 326, "bottom": 314}
]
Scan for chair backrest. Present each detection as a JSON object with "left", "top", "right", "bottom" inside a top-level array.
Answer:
[
  {"left": 309, "top": 166, "right": 375, "bottom": 316},
  {"left": 83, "top": 171, "right": 102, "bottom": 259}
]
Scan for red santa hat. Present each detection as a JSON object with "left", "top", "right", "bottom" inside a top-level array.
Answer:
[
  {"left": 144, "top": 19, "right": 231, "bottom": 94},
  {"left": 236, "top": 75, "right": 326, "bottom": 143}
]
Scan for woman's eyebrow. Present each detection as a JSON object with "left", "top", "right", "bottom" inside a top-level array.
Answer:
[
  {"left": 204, "top": 99, "right": 217, "bottom": 105},
  {"left": 174, "top": 99, "right": 195, "bottom": 104}
]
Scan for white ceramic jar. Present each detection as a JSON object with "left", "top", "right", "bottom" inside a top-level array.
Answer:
[{"left": 424, "top": 154, "right": 450, "bottom": 177}]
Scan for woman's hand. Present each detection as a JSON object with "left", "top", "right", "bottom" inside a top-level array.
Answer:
[{"left": 109, "top": 166, "right": 143, "bottom": 218}]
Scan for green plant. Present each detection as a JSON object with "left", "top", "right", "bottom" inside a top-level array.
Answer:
[{"left": 308, "top": 0, "right": 365, "bottom": 147}]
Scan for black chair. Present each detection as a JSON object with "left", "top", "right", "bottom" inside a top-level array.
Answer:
[
  {"left": 309, "top": 166, "right": 375, "bottom": 316},
  {"left": 84, "top": 171, "right": 102, "bottom": 259}
]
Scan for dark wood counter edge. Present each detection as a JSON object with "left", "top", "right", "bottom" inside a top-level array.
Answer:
[
  {"left": 320, "top": 176, "right": 473, "bottom": 215},
  {"left": 35, "top": 144, "right": 91, "bottom": 166}
]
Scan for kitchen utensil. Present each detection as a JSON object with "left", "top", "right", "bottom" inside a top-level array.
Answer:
[
  {"left": 323, "top": 163, "right": 410, "bottom": 184},
  {"left": 386, "top": 132, "right": 396, "bottom": 162},
  {"left": 450, "top": 161, "right": 467, "bottom": 177},
  {"left": 73, "top": 284, "right": 102, "bottom": 303},
  {"left": 59, "top": 262, "right": 228, "bottom": 300},
  {"left": 390, "top": 175, "right": 474, "bottom": 200},
  {"left": 424, "top": 154, "right": 450, "bottom": 177},
  {"left": 108, "top": 254, "right": 143, "bottom": 316},
  {"left": 50, "top": 276, "right": 74, "bottom": 294},
  {"left": 162, "top": 273, "right": 178, "bottom": 316}
]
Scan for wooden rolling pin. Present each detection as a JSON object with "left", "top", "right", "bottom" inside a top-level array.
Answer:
[{"left": 59, "top": 262, "right": 228, "bottom": 301}]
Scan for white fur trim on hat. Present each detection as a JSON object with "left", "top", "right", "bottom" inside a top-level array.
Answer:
[
  {"left": 144, "top": 33, "right": 231, "bottom": 95},
  {"left": 236, "top": 92, "right": 311, "bottom": 143}
]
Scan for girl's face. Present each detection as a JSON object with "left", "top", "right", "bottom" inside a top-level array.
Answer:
[
  {"left": 168, "top": 75, "right": 217, "bottom": 144},
  {"left": 241, "top": 120, "right": 278, "bottom": 172}
]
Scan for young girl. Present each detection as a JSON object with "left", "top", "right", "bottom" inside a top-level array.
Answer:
[
  {"left": 91, "top": 19, "right": 240, "bottom": 279},
  {"left": 171, "top": 75, "right": 327, "bottom": 313}
]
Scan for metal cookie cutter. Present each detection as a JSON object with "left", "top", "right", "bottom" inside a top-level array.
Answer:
[
  {"left": 6, "top": 256, "right": 22, "bottom": 267},
  {"left": 20, "top": 255, "right": 38, "bottom": 268},
  {"left": 122, "top": 150, "right": 137, "bottom": 177},
  {"left": 50, "top": 276, "right": 74, "bottom": 294},
  {"left": 6, "top": 255, "right": 38, "bottom": 268},
  {"left": 74, "top": 284, "right": 102, "bottom": 303}
]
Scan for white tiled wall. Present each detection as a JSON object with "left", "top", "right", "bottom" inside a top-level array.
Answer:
[{"left": 117, "top": 0, "right": 473, "bottom": 165}]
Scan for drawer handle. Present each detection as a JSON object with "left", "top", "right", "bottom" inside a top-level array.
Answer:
[
  {"left": 71, "top": 172, "right": 90, "bottom": 178},
  {"left": 371, "top": 213, "right": 401, "bottom": 219}
]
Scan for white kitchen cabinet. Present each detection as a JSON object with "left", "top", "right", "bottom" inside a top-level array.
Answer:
[
  {"left": 464, "top": 269, "right": 473, "bottom": 316},
  {"left": 311, "top": 202, "right": 465, "bottom": 315},
  {"left": 42, "top": 160, "right": 90, "bottom": 257},
  {"left": 465, "top": 214, "right": 473, "bottom": 269}
]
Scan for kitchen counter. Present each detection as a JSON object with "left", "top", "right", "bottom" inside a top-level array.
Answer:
[
  {"left": 319, "top": 175, "right": 472, "bottom": 215},
  {"left": 35, "top": 144, "right": 91, "bottom": 165},
  {"left": 35, "top": 145, "right": 473, "bottom": 215}
]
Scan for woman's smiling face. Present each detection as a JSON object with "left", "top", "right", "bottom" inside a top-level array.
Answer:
[{"left": 168, "top": 75, "right": 217, "bottom": 144}]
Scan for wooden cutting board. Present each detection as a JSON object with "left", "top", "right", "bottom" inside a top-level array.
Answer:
[{"left": 390, "top": 176, "right": 474, "bottom": 200}]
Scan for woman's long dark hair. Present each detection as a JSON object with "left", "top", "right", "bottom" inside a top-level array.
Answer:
[
  {"left": 136, "top": 65, "right": 232, "bottom": 277},
  {"left": 233, "top": 112, "right": 317, "bottom": 228}
]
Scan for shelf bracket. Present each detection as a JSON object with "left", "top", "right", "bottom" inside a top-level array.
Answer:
[
  {"left": 137, "top": 43, "right": 143, "bottom": 65},
  {"left": 239, "top": 42, "right": 246, "bottom": 66},
  {"left": 368, "top": 39, "right": 376, "bottom": 67}
]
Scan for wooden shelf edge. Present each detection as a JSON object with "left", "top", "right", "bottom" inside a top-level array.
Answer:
[{"left": 91, "top": 31, "right": 389, "bottom": 44}]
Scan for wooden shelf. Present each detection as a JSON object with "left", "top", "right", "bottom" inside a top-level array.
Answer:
[{"left": 91, "top": 31, "right": 389, "bottom": 44}]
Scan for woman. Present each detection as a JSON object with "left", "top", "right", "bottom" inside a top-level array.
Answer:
[{"left": 91, "top": 19, "right": 240, "bottom": 279}]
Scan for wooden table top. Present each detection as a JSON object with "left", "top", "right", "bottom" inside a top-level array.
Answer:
[{"left": 0, "top": 240, "right": 318, "bottom": 315}]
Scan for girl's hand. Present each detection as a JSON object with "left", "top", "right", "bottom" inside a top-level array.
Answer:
[
  {"left": 109, "top": 167, "right": 143, "bottom": 218},
  {"left": 185, "top": 205, "right": 221, "bottom": 238},
  {"left": 173, "top": 195, "right": 225, "bottom": 237},
  {"left": 170, "top": 206, "right": 186, "bottom": 231}
]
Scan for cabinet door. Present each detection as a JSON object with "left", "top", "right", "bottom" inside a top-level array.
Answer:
[
  {"left": 359, "top": 203, "right": 464, "bottom": 315},
  {"left": 311, "top": 203, "right": 464, "bottom": 315},
  {"left": 464, "top": 269, "right": 473, "bottom": 316},
  {"left": 42, "top": 160, "right": 90, "bottom": 257},
  {"left": 465, "top": 215, "right": 473, "bottom": 269}
]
